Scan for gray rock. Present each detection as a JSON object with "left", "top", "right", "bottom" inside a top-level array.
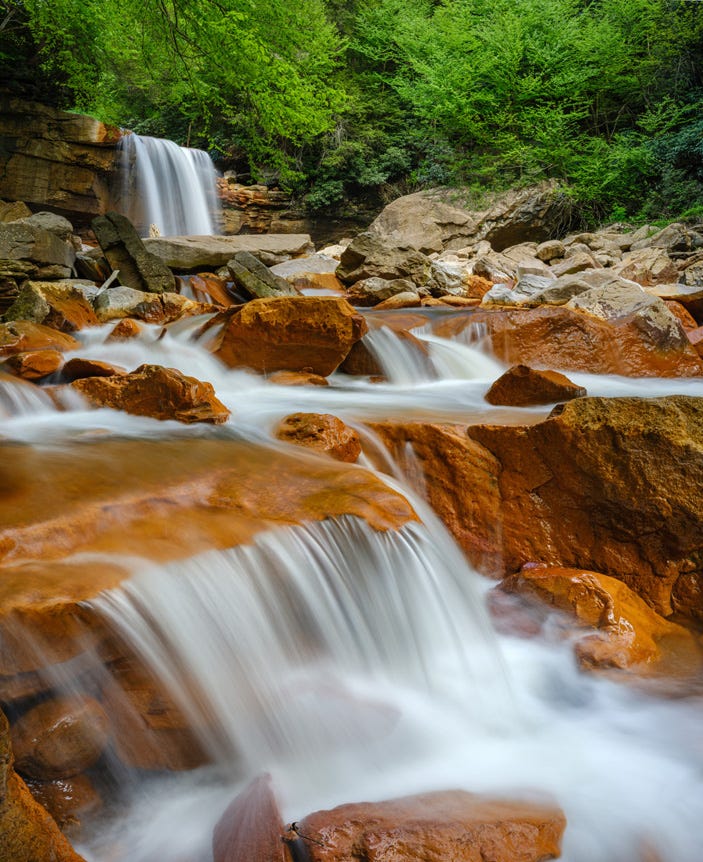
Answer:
[
  {"left": 92, "top": 211, "right": 175, "bottom": 294},
  {"left": 227, "top": 251, "right": 298, "bottom": 299},
  {"left": 18, "top": 212, "right": 74, "bottom": 241},
  {"left": 536, "top": 239, "right": 565, "bottom": 261},
  {"left": 143, "top": 234, "right": 314, "bottom": 270},
  {"left": 631, "top": 222, "right": 703, "bottom": 254},
  {"left": 336, "top": 232, "right": 431, "bottom": 286},
  {"left": 0, "top": 222, "right": 75, "bottom": 269},
  {"left": 346, "top": 277, "right": 419, "bottom": 306}
]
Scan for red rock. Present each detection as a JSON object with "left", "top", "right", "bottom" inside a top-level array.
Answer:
[
  {"left": 666, "top": 300, "right": 698, "bottom": 332},
  {"left": 267, "top": 370, "right": 329, "bottom": 386},
  {"left": 466, "top": 275, "right": 494, "bottom": 299},
  {"left": 297, "top": 789, "right": 565, "bottom": 862},
  {"left": 202, "top": 296, "right": 367, "bottom": 376},
  {"left": 26, "top": 774, "right": 101, "bottom": 837},
  {"left": 0, "top": 710, "right": 86, "bottom": 862},
  {"left": 495, "top": 567, "right": 703, "bottom": 674},
  {"left": 4, "top": 349, "right": 64, "bottom": 380},
  {"left": 276, "top": 413, "right": 362, "bottom": 462},
  {"left": 61, "top": 357, "right": 126, "bottom": 382},
  {"left": 213, "top": 775, "right": 288, "bottom": 862},
  {"left": 485, "top": 365, "right": 586, "bottom": 406},
  {"left": 11, "top": 696, "right": 109, "bottom": 780},
  {"left": 71, "top": 363, "right": 230, "bottom": 424},
  {"left": 101, "top": 658, "right": 209, "bottom": 771},
  {"left": 188, "top": 273, "right": 234, "bottom": 306},
  {"left": 0, "top": 321, "right": 79, "bottom": 356},
  {"left": 105, "top": 318, "right": 142, "bottom": 341},
  {"left": 434, "top": 307, "right": 703, "bottom": 377}
]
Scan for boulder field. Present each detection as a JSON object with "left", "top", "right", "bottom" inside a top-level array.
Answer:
[{"left": 1, "top": 181, "right": 703, "bottom": 861}]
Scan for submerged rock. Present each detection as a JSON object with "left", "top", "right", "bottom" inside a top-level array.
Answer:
[
  {"left": 297, "top": 789, "right": 565, "bottom": 862},
  {"left": 213, "top": 775, "right": 288, "bottom": 862},
  {"left": 275, "top": 413, "right": 362, "bottom": 462}
]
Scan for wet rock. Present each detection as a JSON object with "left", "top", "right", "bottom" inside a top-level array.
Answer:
[
  {"left": 374, "top": 291, "right": 423, "bottom": 310},
  {"left": 143, "top": 234, "right": 314, "bottom": 270},
  {"left": 71, "top": 363, "right": 230, "bottom": 424},
  {"left": 11, "top": 696, "right": 109, "bottom": 780},
  {"left": 102, "top": 658, "right": 209, "bottom": 771},
  {"left": 0, "top": 221, "right": 75, "bottom": 270},
  {"left": 25, "top": 774, "right": 101, "bottom": 838},
  {"left": 92, "top": 211, "right": 175, "bottom": 294},
  {"left": 4, "top": 281, "right": 99, "bottom": 332},
  {"left": 226, "top": 250, "right": 298, "bottom": 299},
  {"left": 0, "top": 708, "right": 86, "bottom": 862},
  {"left": 665, "top": 300, "right": 698, "bottom": 332},
  {"left": 485, "top": 365, "right": 586, "bottom": 406},
  {"left": 105, "top": 317, "right": 142, "bottom": 341},
  {"left": 213, "top": 774, "right": 288, "bottom": 862},
  {"left": 297, "top": 789, "right": 565, "bottom": 862},
  {"left": 336, "top": 232, "right": 431, "bottom": 286},
  {"left": 368, "top": 190, "right": 477, "bottom": 254},
  {"left": 61, "top": 357, "right": 126, "bottom": 382},
  {"left": 186, "top": 273, "right": 234, "bottom": 306},
  {"left": 495, "top": 566, "right": 703, "bottom": 673},
  {"left": 276, "top": 413, "right": 362, "bottom": 462},
  {"left": 267, "top": 370, "right": 329, "bottom": 386},
  {"left": 0, "top": 320, "right": 79, "bottom": 356},
  {"left": 346, "top": 276, "right": 420, "bottom": 306},
  {"left": 203, "top": 296, "right": 367, "bottom": 376},
  {"left": 3, "top": 348, "right": 64, "bottom": 380}
]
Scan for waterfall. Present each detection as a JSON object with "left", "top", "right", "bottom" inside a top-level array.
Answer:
[{"left": 114, "top": 133, "right": 221, "bottom": 236}]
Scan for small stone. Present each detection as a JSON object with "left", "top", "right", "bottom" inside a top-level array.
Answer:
[
  {"left": 275, "top": 413, "right": 362, "bottom": 462},
  {"left": 485, "top": 365, "right": 586, "bottom": 406}
]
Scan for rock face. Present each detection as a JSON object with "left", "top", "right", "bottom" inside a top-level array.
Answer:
[
  {"left": 476, "top": 181, "right": 573, "bottom": 251},
  {"left": 297, "top": 790, "right": 566, "bottom": 862},
  {"left": 143, "top": 234, "right": 314, "bottom": 270},
  {"left": 0, "top": 97, "right": 120, "bottom": 224},
  {"left": 71, "top": 364, "right": 230, "bottom": 424},
  {"left": 92, "top": 211, "right": 176, "bottom": 294},
  {"left": 275, "top": 413, "right": 362, "bottom": 462},
  {"left": 336, "top": 232, "right": 431, "bottom": 286},
  {"left": 371, "top": 396, "right": 703, "bottom": 623},
  {"left": 494, "top": 567, "right": 702, "bottom": 672},
  {"left": 203, "top": 296, "right": 367, "bottom": 376},
  {"left": 0, "top": 221, "right": 75, "bottom": 273},
  {"left": 485, "top": 365, "right": 587, "bottom": 406},
  {"left": 11, "top": 697, "right": 109, "bottom": 780},
  {"left": 0, "top": 708, "right": 86, "bottom": 862},
  {"left": 4, "top": 281, "right": 99, "bottom": 331}
]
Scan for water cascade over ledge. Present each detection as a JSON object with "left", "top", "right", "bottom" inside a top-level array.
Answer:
[{"left": 113, "top": 133, "right": 221, "bottom": 236}]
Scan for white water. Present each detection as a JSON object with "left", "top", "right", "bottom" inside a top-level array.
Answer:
[
  {"left": 115, "top": 134, "right": 220, "bottom": 236},
  {"left": 3, "top": 315, "right": 703, "bottom": 862}
]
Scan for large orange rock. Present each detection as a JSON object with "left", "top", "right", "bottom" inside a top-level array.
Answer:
[
  {"left": 494, "top": 567, "right": 703, "bottom": 673},
  {"left": 0, "top": 321, "right": 79, "bottom": 356},
  {"left": 434, "top": 306, "right": 703, "bottom": 376},
  {"left": 0, "top": 436, "right": 416, "bottom": 681},
  {"left": 297, "top": 790, "right": 565, "bottom": 862},
  {"left": 61, "top": 357, "right": 126, "bottom": 382},
  {"left": 101, "top": 658, "right": 209, "bottom": 771},
  {"left": 275, "top": 413, "right": 362, "bottom": 462},
  {"left": 0, "top": 708, "right": 86, "bottom": 862},
  {"left": 202, "top": 296, "right": 367, "bottom": 376},
  {"left": 213, "top": 775, "right": 289, "bottom": 862},
  {"left": 485, "top": 365, "right": 586, "bottom": 406},
  {"left": 71, "top": 363, "right": 230, "bottom": 424},
  {"left": 4, "top": 348, "right": 64, "bottom": 380},
  {"left": 3, "top": 282, "right": 99, "bottom": 332},
  {"left": 373, "top": 396, "right": 703, "bottom": 623},
  {"left": 10, "top": 697, "right": 109, "bottom": 780}
]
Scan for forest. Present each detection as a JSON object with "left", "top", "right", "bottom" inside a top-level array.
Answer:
[{"left": 2, "top": 0, "right": 703, "bottom": 223}]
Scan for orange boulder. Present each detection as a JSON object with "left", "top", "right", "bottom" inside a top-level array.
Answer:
[
  {"left": 0, "top": 321, "right": 79, "bottom": 356},
  {"left": 71, "top": 363, "right": 230, "bottom": 424},
  {"left": 105, "top": 318, "right": 142, "bottom": 341},
  {"left": 202, "top": 296, "right": 367, "bottom": 376},
  {"left": 275, "top": 413, "right": 362, "bottom": 462},
  {"left": 297, "top": 790, "right": 565, "bottom": 862},
  {"left": 485, "top": 365, "right": 586, "bottom": 406},
  {"left": 4, "top": 348, "right": 64, "bottom": 380},
  {"left": 61, "top": 357, "right": 126, "bottom": 382}
]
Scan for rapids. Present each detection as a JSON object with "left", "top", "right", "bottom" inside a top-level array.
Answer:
[{"left": 3, "top": 316, "right": 703, "bottom": 862}]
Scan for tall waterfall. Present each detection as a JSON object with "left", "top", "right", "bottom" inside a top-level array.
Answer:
[{"left": 114, "top": 133, "right": 221, "bottom": 236}]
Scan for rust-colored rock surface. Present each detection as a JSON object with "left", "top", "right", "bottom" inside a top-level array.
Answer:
[
  {"left": 485, "top": 365, "right": 586, "bottom": 406},
  {"left": 0, "top": 321, "right": 79, "bottom": 356},
  {"left": 101, "top": 658, "right": 209, "bottom": 771},
  {"left": 276, "top": 413, "right": 362, "bottom": 462},
  {"left": 25, "top": 774, "right": 101, "bottom": 838},
  {"left": 3, "top": 281, "right": 99, "bottom": 333},
  {"left": 495, "top": 567, "right": 703, "bottom": 673},
  {"left": 213, "top": 775, "right": 289, "bottom": 862},
  {"left": 71, "top": 363, "right": 230, "bottom": 424},
  {"left": 298, "top": 789, "right": 565, "bottom": 862},
  {"left": 268, "top": 370, "right": 329, "bottom": 386},
  {"left": 11, "top": 697, "right": 109, "bottom": 780},
  {"left": 203, "top": 296, "right": 367, "bottom": 376},
  {"left": 0, "top": 708, "right": 86, "bottom": 862},
  {"left": 61, "top": 357, "right": 126, "bottom": 382},
  {"left": 4, "top": 348, "right": 64, "bottom": 380},
  {"left": 434, "top": 307, "right": 703, "bottom": 376},
  {"left": 105, "top": 317, "right": 142, "bottom": 341},
  {"left": 187, "top": 273, "right": 235, "bottom": 306}
]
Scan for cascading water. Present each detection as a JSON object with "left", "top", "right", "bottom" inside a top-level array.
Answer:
[
  {"left": 3, "top": 317, "right": 703, "bottom": 862},
  {"left": 114, "top": 133, "right": 221, "bottom": 236}
]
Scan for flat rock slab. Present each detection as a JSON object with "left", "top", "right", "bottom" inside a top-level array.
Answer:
[
  {"left": 298, "top": 789, "right": 565, "bottom": 862},
  {"left": 143, "top": 235, "right": 314, "bottom": 270}
]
